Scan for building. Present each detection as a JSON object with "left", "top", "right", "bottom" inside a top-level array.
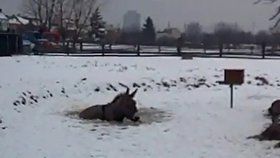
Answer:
[
  {"left": 157, "top": 28, "right": 181, "bottom": 40},
  {"left": 8, "top": 15, "right": 29, "bottom": 32},
  {"left": 0, "top": 9, "right": 9, "bottom": 32},
  {"left": 123, "top": 10, "right": 141, "bottom": 33}
]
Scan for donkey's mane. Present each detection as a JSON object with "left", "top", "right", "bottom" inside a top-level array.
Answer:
[{"left": 110, "top": 93, "right": 126, "bottom": 104}]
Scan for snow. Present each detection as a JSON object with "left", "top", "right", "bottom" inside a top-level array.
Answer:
[
  {"left": 0, "top": 56, "right": 280, "bottom": 158},
  {"left": 9, "top": 16, "right": 29, "bottom": 25},
  {"left": 17, "top": 16, "right": 29, "bottom": 25},
  {"left": 0, "top": 12, "right": 8, "bottom": 20},
  {"left": 8, "top": 18, "right": 21, "bottom": 25}
]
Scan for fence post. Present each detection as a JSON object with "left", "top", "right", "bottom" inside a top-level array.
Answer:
[
  {"left": 219, "top": 43, "right": 223, "bottom": 57},
  {"left": 177, "top": 45, "right": 181, "bottom": 56},
  {"left": 137, "top": 44, "right": 140, "bottom": 56},
  {"left": 102, "top": 44, "right": 105, "bottom": 56},
  {"left": 250, "top": 46, "right": 254, "bottom": 54},
  {"left": 16, "top": 35, "right": 18, "bottom": 54},
  {"left": 176, "top": 37, "right": 183, "bottom": 56},
  {"left": 261, "top": 42, "right": 266, "bottom": 59},
  {"left": 79, "top": 41, "right": 83, "bottom": 51},
  {"left": 66, "top": 41, "right": 70, "bottom": 55},
  {"left": 203, "top": 43, "right": 207, "bottom": 54},
  {"left": 230, "top": 84, "right": 233, "bottom": 108}
]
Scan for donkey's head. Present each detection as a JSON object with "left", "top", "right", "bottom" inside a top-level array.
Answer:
[{"left": 111, "top": 88, "right": 139, "bottom": 121}]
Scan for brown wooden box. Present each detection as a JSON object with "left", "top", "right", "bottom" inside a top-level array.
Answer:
[{"left": 224, "top": 69, "right": 244, "bottom": 85}]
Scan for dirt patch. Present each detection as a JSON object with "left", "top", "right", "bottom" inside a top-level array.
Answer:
[
  {"left": 65, "top": 110, "right": 81, "bottom": 119},
  {"left": 136, "top": 107, "right": 172, "bottom": 124},
  {"left": 247, "top": 95, "right": 277, "bottom": 100},
  {"left": 255, "top": 76, "right": 269, "bottom": 86},
  {"left": 0, "top": 116, "right": 7, "bottom": 130},
  {"left": 65, "top": 107, "right": 172, "bottom": 126}
]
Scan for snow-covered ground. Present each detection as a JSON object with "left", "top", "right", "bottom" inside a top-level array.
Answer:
[{"left": 1, "top": 56, "right": 280, "bottom": 158}]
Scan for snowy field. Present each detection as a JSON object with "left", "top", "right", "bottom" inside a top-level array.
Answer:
[{"left": 1, "top": 56, "right": 280, "bottom": 158}]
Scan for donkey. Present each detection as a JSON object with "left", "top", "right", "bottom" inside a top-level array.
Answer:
[
  {"left": 268, "top": 100, "right": 280, "bottom": 123},
  {"left": 248, "top": 123, "right": 280, "bottom": 141},
  {"left": 79, "top": 88, "right": 140, "bottom": 122}
]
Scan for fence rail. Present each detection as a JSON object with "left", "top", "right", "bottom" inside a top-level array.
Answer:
[{"left": 24, "top": 43, "right": 280, "bottom": 59}]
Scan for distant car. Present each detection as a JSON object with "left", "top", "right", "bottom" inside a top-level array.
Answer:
[
  {"left": 22, "top": 31, "right": 41, "bottom": 43},
  {"left": 23, "top": 40, "right": 35, "bottom": 48},
  {"left": 22, "top": 40, "right": 35, "bottom": 54},
  {"left": 32, "top": 39, "right": 61, "bottom": 54},
  {"left": 42, "top": 32, "right": 61, "bottom": 43}
]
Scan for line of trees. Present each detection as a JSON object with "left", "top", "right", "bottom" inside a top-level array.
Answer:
[
  {"left": 119, "top": 16, "right": 156, "bottom": 45},
  {"left": 183, "top": 21, "right": 280, "bottom": 50},
  {"left": 116, "top": 20, "right": 280, "bottom": 50}
]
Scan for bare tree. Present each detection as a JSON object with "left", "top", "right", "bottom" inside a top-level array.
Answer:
[
  {"left": 184, "top": 22, "right": 203, "bottom": 44},
  {"left": 22, "top": 0, "right": 58, "bottom": 30},
  {"left": 255, "top": 0, "right": 280, "bottom": 27},
  {"left": 214, "top": 22, "right": 242, "bottom": 56},
  {"left": 47, "top": 0, "right": 57, "bottom": 29},
  {"left": 23, "top": 0, "right": 97, "bottom": 48},
  {"left": 22, "top": 0, "right": 42, "bottom": 25},
  {"left": 105, "top": 28, "right": 121, "bottom": 48},
  {"left": 54, "top": 0, "right": 71, "bottom": 46},
  {"left": 255, "top": 30, "right": 271, "bottom": 58},
  {"left": 255, "top": 30, "right": 271, "bottom": 44},
  {"left": 67, "top": 0, "right": 97, "bottom": 47}
]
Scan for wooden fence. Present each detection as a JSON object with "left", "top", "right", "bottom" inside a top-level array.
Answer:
[
  {"left": 35, "top": 43, "right": 280, "bottom": 59},
  {"left": 0, "top": 33, "right": 22, "bottom": 56}
]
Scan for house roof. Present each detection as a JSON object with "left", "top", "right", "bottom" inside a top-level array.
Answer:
[
  {"left": 17, "top": 16, "right": 29, "bottom": 25},
  {"left": 0, "top": 12, "right": 8, "bottom": 20},
  {"left": 9, "top": 15, "right": 29, "bottom": 25},
  {"left": 9, "top": 18, "right": 20, "bottom": 24},
  {"left": 158, "top": 28, "right": 181, "bottom": 34}
]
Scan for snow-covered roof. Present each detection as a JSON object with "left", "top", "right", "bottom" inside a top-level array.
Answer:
[
  {"left": 8, "top": 16, "right": 29, "bottom": 25},
  {"left": 9, "top": 18, "right": 20, "bottom": 25},
  {"left": 0, "top": 12, "right": 8, "bottom": 20},
  {"left": 17, "top": 16, "right": 29, "bottom": 25}
]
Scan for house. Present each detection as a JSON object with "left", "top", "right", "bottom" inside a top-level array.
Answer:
[
  {"left": 156, "top": 28, "right": 181, "bottom": 40},
  {"left": 0, "top": 9, "right": 9, "bottom": 32},
  {"left": 8, "top": 15, "right": 29, "bottom": 32},
  {"left": 104, "top": 24, "right": 121, "bottom": 44}
]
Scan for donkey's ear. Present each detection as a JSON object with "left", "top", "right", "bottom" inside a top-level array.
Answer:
[
  {"left": 125, "top": 88, "right": 130, "bottom": 95},
  {"left": 130, "top": 89, "right": 138, "bottom": 98}
]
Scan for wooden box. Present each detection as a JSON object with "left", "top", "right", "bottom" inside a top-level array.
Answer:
[{"left": 224, "top": 69, "right": 244, "bottom": 85}]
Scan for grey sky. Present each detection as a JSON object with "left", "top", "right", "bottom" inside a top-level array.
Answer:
[{"left": 0, "top": 0, "right": 275, "bottom": 32}]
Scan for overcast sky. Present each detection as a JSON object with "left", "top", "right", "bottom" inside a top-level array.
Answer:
[{"left": 0, "top": 0, "right": 276, "bottom": 32}]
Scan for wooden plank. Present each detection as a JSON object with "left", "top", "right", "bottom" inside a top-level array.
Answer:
[{"left": 224, "top": 69, "right": 244, "bottom": 85}]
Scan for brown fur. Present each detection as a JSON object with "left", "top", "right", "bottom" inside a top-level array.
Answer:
[
  {"left": 268, "top": 100, "right": 280, "bottom": 123},
  {"left": 274, "top": 142, "right": 280, "bottom": 148},
  {"left": 79, "top": 88, "right": 139, "bottom": 122},
  {"left": 261, "top": 124, "right": 280, "bottom": 140},
  {"left": 248, "top": 123, "right": 280, "bottom": 141}
]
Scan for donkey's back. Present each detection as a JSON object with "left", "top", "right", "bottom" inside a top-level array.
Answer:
[{"left": 79, "top": 105, "right": 104, "bottom": 120}]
